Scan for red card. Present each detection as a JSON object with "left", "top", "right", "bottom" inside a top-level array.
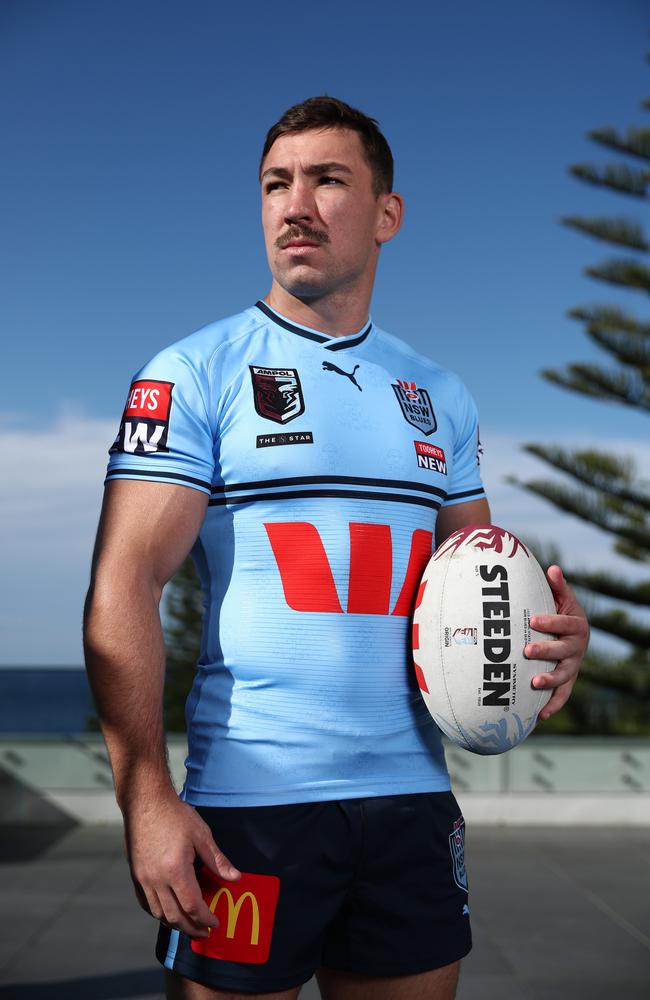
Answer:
[{"left": 190, "top": 869, "right": 281, "bottom": 965}]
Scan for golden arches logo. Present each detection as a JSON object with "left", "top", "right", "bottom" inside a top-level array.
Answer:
[{"left": 208, "top": 888, "right": 260, "bottom": 945}]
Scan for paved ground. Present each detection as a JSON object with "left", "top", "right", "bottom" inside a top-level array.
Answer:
[{"left": 0, "top": 824, "right": 648, "bottom": 999}]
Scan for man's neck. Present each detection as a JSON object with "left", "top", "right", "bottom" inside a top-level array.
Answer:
[{"left": 264, "top": 284, "right": 371, "bottom": 338}]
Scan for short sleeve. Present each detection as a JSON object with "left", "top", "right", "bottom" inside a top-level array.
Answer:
[
  {"left": 105, "top": 344, "right": 215, "bottom": 495},
  {"left": 443, "top": 379, "right": 486, "bottom": 507}
]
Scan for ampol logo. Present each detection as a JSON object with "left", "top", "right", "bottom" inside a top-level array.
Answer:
[
  {"left": 191, "top": 869, "right": 280, "bottom": 965},
  {"left": 250, "top": 366, "right": 305, "bottom": 425}
]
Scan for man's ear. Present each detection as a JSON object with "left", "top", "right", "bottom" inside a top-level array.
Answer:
[{"left": 376, "top": 191, "right": 404, "bottom": 245}]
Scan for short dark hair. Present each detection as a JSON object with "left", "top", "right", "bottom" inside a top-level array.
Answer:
[{"left": 260, "top": 95, "right": 394, "bottom": 196}]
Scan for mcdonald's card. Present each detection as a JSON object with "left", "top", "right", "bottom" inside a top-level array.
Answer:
[{"left": 191, "top": 869, "right": 280, "bottom": 964}]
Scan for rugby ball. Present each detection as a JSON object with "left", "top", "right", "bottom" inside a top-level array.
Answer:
[{"left": 412, "top": 524, "right": 557, "bottom": 754}]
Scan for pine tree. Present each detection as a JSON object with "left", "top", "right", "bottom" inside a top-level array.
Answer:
[
  {"left": 163, "top": 556, "right": 203, "bottom": 732},
  {"left": 514, "top": 67, "right": 650, "bottom": 734}
]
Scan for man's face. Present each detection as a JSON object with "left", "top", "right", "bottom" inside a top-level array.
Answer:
[{"left": 260, "top": 127, "right": 388, "bottom": 302}]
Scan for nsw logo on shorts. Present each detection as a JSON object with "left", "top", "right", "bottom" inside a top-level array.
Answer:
[
  {"left": 191, "top": 868, "right": 280, "bottom": 964},
  {"left": 110, "top": 379, "right": 174, "bottom": 455},
  {"left": 449, "top": 817, "right": 468, "bottom": 891}
]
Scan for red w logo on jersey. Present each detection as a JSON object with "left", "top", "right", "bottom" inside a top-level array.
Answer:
[{"left": 264, "top": 522, "right": 433, "bottom": 616}]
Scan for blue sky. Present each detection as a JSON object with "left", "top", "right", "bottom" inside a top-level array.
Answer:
[{"left": 1, "top": 0, "right": 649, "bottom": 664}]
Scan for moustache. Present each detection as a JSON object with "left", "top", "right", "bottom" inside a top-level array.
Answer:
[{"left": 275, "top": 225, "right": 329, "bottom": 249}]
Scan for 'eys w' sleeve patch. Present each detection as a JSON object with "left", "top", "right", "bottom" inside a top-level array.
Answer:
[
  {"left": 110, "top": 379, "right": 174, "bottom": 455},
  {"left": 105, "top": 347, "right": 216, "bottom": 495}
]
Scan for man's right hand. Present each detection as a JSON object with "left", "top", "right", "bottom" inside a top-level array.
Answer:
[
  {"left": 84, "top": 481, "right": 240, "bottom": 937},
  {"left": 124, "top": 790, "right": 241, "bottom": 938}
]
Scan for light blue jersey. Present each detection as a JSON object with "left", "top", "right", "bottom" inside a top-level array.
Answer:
[{"left": 106, "top": 302, "right": 486, "bottom": 806}]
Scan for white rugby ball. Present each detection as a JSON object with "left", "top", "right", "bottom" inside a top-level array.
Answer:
[{"left": 412, "top": 524, "right": 557, "bottom": 754}]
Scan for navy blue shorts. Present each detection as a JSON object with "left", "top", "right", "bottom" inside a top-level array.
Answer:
[{"left": 157, "top": 791, "right": 471, "bottom": 994}]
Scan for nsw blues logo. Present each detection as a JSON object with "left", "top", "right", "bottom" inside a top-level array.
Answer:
[
  {"left": 392, "top": 379, "right": 436, "bottom": 435},
  {"left": 449, "top": 816, "right": 468, "bottom": 891},
  {"left": 250, "top": 366, "right": 305, "bottom": 425}
]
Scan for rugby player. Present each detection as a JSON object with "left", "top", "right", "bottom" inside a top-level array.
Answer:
[{"left": 84, "top": 96, "right": 589, "bottom": 1000}]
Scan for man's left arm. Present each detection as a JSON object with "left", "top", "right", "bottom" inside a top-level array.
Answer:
[{"left": 435, "top": 499, "right": 589, "bottom": 722}]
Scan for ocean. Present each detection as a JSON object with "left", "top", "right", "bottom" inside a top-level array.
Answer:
[{"left": 0, "top": 668, "right": 95, "bottom": 733}]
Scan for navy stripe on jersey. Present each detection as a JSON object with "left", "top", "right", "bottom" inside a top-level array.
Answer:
[
  {"left": 105, "top": 468, "right": 212, "bottom": 490},
  {"left": 326, "top": 329, "right": 373, "bottom": 352},
  {"left": 208, "top": 488, "right": 443, "bottom": 510},
  {"left": 211, "top": 475, "right": 447, "bottom": 500},
  {"left": 255, "top": 300, "right": 372, "bottom": 351},
  {"left": 446, "top": 487, "right": 486, "bottom": 501}
]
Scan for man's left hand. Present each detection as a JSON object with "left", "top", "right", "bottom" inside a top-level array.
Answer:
[{"left": 524, "top": 565, "right": 589, "bottom": 721}]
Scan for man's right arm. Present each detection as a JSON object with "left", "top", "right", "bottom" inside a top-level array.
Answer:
[{"left": 83, "top": 479, "right": 240, "bottom": 938}]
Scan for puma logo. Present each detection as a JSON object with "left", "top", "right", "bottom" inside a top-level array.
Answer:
[{"left": 322, "top": 361, "right": 362, "bottom": 391}]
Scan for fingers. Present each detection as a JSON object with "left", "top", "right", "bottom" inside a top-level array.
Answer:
[
  {"left": 172, "top": 878, "right": 221, "bottom": 935},
  {"left": 547, "top": 564, "right": 563, "bottom": 583},
  {"left": 527, "top": 637, "right": 582, "bottom": 693},
  {"left": 126, "top": 795, "right": 241, "bottom": 938},
  {"left": 527, "top": 570, "right": 589, "bottom": 722},
  {"left": 132, "top": 862, "right": 219, "bottom": 937},
  {"left": 132, "top": 877, "right": 151, "bottom": 914},
  {"left": 129, "top": 808, "right": 241, "bottom": 939},
  {"left": 527, "top": 612, "right": 589, "bottom": 686},
  {"left": 524, "top": 592, "right": 588, "bottom": 722},
  {"left": 531, "top": 661, "right": 578, "bottom": 694},
  {"left": 526, "top": 634, "right": 582, "bottom": 665},
  {"left": 545, "top": 564, "right": 589, "bottom": 623},
  {"left": 125, "top": 794, "right": 241, "bottom": 938},
  {"left": 537, "top": 679, "right": 575, "bottom": 721},
  {"left": 529, "top": 612, "right": 585, "bottom": 637},
  {"left": 138, "top": 880, "right": 215, "bottom": 939},
  {"left": 545, "top": 564, "right": 567, "bottom": 603},
  {"left": 157, "top": 885, "right": 215, "bottom": 939},
  {"left": 195, "top": 825, "right": 241, "bottom": 882},
  {"left": 526, "top": 636, "right": 565, "bottom": 662},
  {"left": 131, "top": 833, "right": 252, "bottom": 938}
]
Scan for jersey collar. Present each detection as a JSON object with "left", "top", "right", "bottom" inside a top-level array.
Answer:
[{"left": 254, "top": 300, "right": 373, "bottom": 353}]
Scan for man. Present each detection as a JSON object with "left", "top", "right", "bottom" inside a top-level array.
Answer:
[{"left": 84, "top": 97, "right": 588, "bottom": 1000}]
